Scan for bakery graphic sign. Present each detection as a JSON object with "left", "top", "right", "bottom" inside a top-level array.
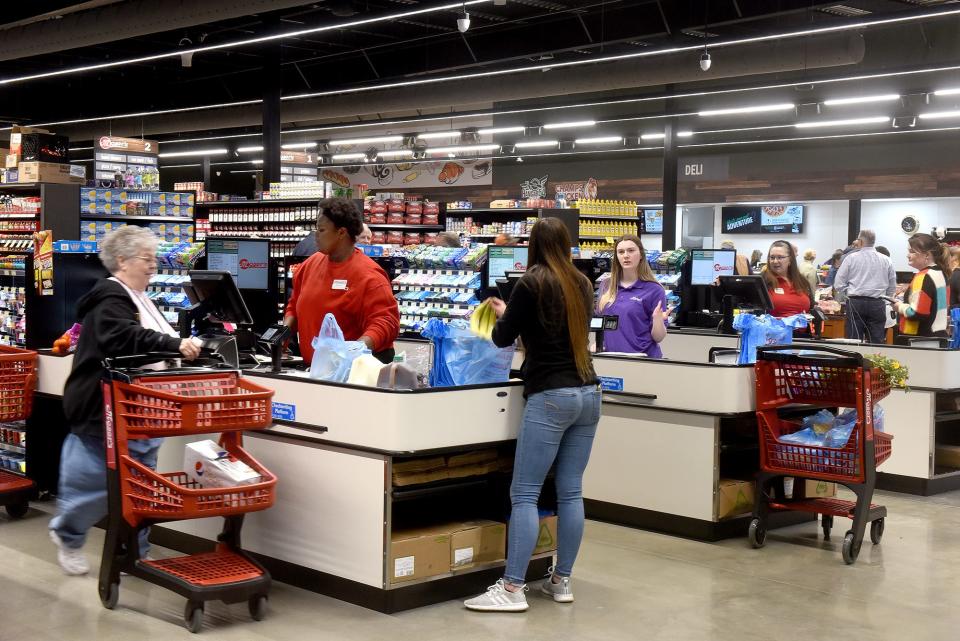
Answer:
[
  {"left": 520, "top": 175, "right": 549, "bottom": 199},
  {"left": 335, "top": 159, "right": 492, "bottom": 189}
]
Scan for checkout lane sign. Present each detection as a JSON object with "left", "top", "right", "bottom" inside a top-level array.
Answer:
[
  {"left": 272, "top": 402, "right": 296, "bottom": 421},
  {"left": 598, "top": 376, "right": 624, "bottom": 392}
]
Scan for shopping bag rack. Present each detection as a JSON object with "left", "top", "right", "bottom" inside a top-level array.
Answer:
[
  {"left": 748, "top": 345, "right": 892, "bottom": 565},
  {"left": 99, "top": 353, "right": 276, "bottom": 633},
  {"left": 0, "top": 345, "right": 37, "bottom": 519}
]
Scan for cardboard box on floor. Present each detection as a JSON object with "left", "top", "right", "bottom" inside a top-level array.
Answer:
[
  {"left": 717, "top": 479, "right": 755, "bottom": 519},
  {"left": 533, "top": 515, "right": 558, "bottom": 555},
  {"left": 804, "top": 479, "right": 837, "bottom": 498},
  {"left": 450, "top": 520, "right": 506, "bottom": 570},
  {"left": 389, "top": 525, "right": 452, "bottom": 584}
]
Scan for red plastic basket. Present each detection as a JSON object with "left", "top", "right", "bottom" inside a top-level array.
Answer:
[
  {"left": 758, "top": 411, "right": 893, "bottom": 483},
  {"left": 0, "top": 346, "right": 37, "bottom": 422},
  {"left": 756, "top": 360, "right": 891, "bottom": 410},
  {"left": 113, "top": 372, "right": 273, "bottom": 437},
  {"left": 119, "top": 442, "right": 276, "bottom": 526}
]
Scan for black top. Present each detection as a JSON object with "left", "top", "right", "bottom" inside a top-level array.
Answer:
[
  {"left": 62, "top": 279, "right": 182, "bottom": 438},
  {"left": 951, "top": 269, "right": 960, "bottom": 309},
  {"left": 491, "top": 267, "right": 597, "bottom": 397},
  {"left": 292, "top": 234, "right": 318, "bottom": 257}
]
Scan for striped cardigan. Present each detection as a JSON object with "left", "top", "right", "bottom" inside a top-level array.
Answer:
[{"left": 900, "top": 266, "right": 950, "bottom": 336}]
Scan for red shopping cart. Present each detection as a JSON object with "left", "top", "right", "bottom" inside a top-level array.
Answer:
[
  {"left": 99, "top": 353, "right": 276, "bottom": 633},
  {"left": 748, "top": 346, "right": 892, "bottom": 565},
  {"left": 0, "top": 345, "right": 37, "bottom": 519}
]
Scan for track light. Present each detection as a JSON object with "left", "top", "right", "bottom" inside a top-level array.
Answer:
[
  {"left": 458, "top": 3, "right": 470, "bottom": 33},
  {"left": 699, "top": 50, "right": 711, "bottom": 72},
  {"left": 179, "top": 37, "right": 193, "bottom": 68}
]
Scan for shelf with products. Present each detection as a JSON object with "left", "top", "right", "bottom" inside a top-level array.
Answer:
[
  {"left": 196, "top": 198, "right": 322, "bottom": 208},
  {"left": 0, "top": 255, "right": 27, "bottom": 348},
  {"left": 80, "top": 214, "right": 194, "bottom": 223},
  {"left": 0, "top": 420, "right": 26, "bottom": 478},
  {"left": 368, "top": 224, "right": 445, "bottom": 231}
]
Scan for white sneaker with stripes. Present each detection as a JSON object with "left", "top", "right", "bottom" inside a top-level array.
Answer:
[{"left": 464, "top": 579, "right": 529, "bottom": 612}]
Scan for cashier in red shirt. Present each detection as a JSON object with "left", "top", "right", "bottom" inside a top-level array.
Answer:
[
  {"left": 762, "top": 239, "right": 813, "bottom": 319},
  {"left": 284, "top": 198, "right": 400, "bottom": 364}
]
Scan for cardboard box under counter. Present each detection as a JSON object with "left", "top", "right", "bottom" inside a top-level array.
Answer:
[{"left": 389, "top": 525, "right": 452, "bottom": 584}]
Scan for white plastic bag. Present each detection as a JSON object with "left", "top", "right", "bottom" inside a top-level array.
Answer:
[{"left": 309, "top": 313, "right": 371, "bottom": 382}]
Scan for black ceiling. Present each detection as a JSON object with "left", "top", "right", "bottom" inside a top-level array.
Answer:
[{"left": 1, "top": 0, "right": 955, "bottom": 136}]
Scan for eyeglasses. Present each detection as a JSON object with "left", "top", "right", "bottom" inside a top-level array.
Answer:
[
  {"left": 133, "top": 255, "right": 158, "bottom": 263},
  {"left": 767, "top": 255, "right": 790, "bottom": 262}
]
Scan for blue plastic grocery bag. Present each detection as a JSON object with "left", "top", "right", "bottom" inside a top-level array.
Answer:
[
  {"left": 733, "top": 313, "right": 808, "bottom": 365},
  {"left": 309, "top": 313, "right": 371, "bottom": 382},
  {"left": 422, "top": 318, "right": 514, "bottom": 387},
  {"left": 950, "top": 308, "right": 960, "bottom": 350}
]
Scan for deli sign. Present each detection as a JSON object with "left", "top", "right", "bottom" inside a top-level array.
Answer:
[
  {"left": 98, "top": 135, "right": 159, "bottom": 154},
  {"left": 678, "top": 156, "right": 728, "bottom": 182}
]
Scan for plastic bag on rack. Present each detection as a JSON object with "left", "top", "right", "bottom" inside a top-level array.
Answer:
[
  {"left": 733, "top": 313, "right": 808, "bottom": 365},
  {"left": 421, "top": 318, "right": 514, "bottom": 387},
  {"left": 309, "top": 313, "right": 371, "bottom": 382},
  {"left": 950, "top": 308, "right": 960, "bottom": 350}
]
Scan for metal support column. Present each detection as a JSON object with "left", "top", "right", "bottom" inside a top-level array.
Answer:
[
  {"left": 661, "top": 118, "right": 679, "bottom": 250},
  {"left": 848, "top": 199, "right": 862, "bottom": 245},
  {"left": 262, "top": 24, "right": 282, "bottom": 188}
]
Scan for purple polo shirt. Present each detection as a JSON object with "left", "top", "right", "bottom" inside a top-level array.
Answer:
[{"left": 599, "top": 279, "right": 667, "bottom": 358}]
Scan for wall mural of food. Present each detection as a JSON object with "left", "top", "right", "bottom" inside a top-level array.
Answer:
[{"left": 335, "top": 159, "right": 492, "bottom": 190}]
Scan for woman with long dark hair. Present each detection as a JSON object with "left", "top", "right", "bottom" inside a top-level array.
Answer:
[
  {"left": 464, "top": 218, "right": 599, "bottom": 612},
  {"left": 597, "top": 235, "right": 667, "bottom": 357},
  {"left": 898, "top": 233, "right": 952, "bottom": 338},
  {"left": 762, "top": 239, "right": 813, "bottom": 319}
]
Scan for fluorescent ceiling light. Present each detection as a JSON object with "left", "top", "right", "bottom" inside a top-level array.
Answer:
[
  {"left": 934, "top": 88, "right": 960, "bottom": 96},
  {"left": 919, "top": 110, "right": 960, "bottom": 120},
  {"left": 426, "top": 144, "right": 500, "bottom": 154},
  {"left": 236, "top": 146, "right": 264, "bottom": 153},
  {"left": 678, "top": 131, "right": 694, "bottom": 137},
  {"left": 823, "top": 94, "right": 900, "bottom": 106},
  {"left": 416, "top": 131, "right": 462, "bottom": 140},
  {"left": 477, "top": 126, "right": 526, "bottom": 135},
  {"left": 698, "top": 103, "right": 796, "bottom": 117},
  {"left": 641, "top": 133, "right": 665, "bottom": 140},
  {"left": 515, "top": 140, "right": 558, "bottom": 149},
  {"left": 331, "top": 153, "right": 368, "bottom": 161},
  {"left": 795, "top": 116, "right": 891, "bottom": 128},
  {"left": 282, "top": 142, "right": 317, "bottom": 149},
  {"left": 157, "top": 148, "right": 228, "bottom": 158},
  {"left": 331, "top": 135, "right": 403, "bottom": 146},
  {"left": 251, "top": 159, "right": 264, "bottom": 165},
  {"left": 375, "top": 150, "right": 415, "bottom": 159},
  {"left": 575, "top": 136, "right": 624, "bottom": 144},
  {"left": 543, "top": 120, "right": 596, "bottom": 130}
]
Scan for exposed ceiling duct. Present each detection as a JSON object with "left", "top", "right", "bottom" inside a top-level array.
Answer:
[
  {"left": 58, "top": 32, "right": 866, "bottom": 141},
  {"left": 0, "top": 0, "right": 320, "bottom": 62}
]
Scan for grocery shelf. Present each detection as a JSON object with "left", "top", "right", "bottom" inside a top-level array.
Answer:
[
  {"left": 465, "top": 233, "right": 530, "bottom": 238},
  {"left": 0, "top": 442, "right": 25, "bottom": 455},
  {"left": 578, "top": 214, "right": 640, "bottom": 220},
  {"left": 207, "top": 218, "right": 314, "bottom": 224},
  {"left": 367, "top": 224, "right": 444, "bottom": 231},
  {"left": 197, "top": 198, "right": 321, "bottom": 207},
  {"left": 579, "top": 234, "right": 619, "bottom": 240},
  {"left": 0, "top": 270, "right": 25, "bottom": 277},
  {"left": 80, "top": 214, "right": 194, "bottom": 223},
  {"left": 0, "top": 214, "right": 39, "bottom": 219},
  {"left": 391, "top": 476, "right": 494, "bottom": 501},
  {"left": 0, "top": 183, "right": 42, "bottom": 191},
  {"left": 446, "top": 208, "right": 537, "bottom": 214},
  {"left": 935, "top": 411, "right": 960, "bottom": 423}
]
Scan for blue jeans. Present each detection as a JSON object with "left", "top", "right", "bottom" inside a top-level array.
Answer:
[
  {"left": 503, "top": 384, "right": 601, "bottom": 585},
  {"left": 50, "top": 433, "right": 162, "bottom": 556}
]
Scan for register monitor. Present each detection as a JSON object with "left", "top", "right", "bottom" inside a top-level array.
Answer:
[
  {"left": 690, "top": 249, "right": 736, "bottom": 286},
  {"left": 717, "top": 275, "right": 774, "bottom": 335},
  {"left": 206, "top": 238, "right": 271, "bottom": 291},
  {"left": 488, "top": 245, "right": 529, "bottom": 288},
  {"left": 183, "top": 270, "right": 255, "bottom": 327}
]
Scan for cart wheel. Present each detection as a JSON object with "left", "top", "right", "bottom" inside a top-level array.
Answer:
[
  {"left": 870, "top": 518, "right": 885, "bottom": 545},
  {"left": 184, "top": 602, "right": 204, "bottom": 634},
  {"left": 101, "top": 582, "right": 119, "bottom": 610},
  {"left": 821, "top": 515, "right": 833, "bottom": 539},
  {"left": 842, "top": 531, "right": 861, "bottom": 565},
  {"left": 249, "top": 595, "right": 267, "bottom": 621},
  {"left": 748, "top": 518, "right": 766, "bottom": 549},
  {"left": 4, "top": 501, "right": 28, "bottom": 519}
]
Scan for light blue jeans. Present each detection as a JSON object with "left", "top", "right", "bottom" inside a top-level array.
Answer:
[
  {"left": 503, "top": 384, "right": 601, "bottom": 585},
  {"left": 50, "top": 433, "right": 162, "bottom": 556}
]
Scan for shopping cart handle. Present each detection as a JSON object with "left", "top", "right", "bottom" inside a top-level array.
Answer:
[
  {"left": 755, "top": 344, "right": 865, "bottom": 367},
  {"left": 102, "top": 350, "right": 227, "bottom": 369}
]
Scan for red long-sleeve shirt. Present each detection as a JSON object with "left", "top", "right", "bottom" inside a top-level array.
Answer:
[{"left": 285, "top": 249, "right": 399, "bottom": 361}]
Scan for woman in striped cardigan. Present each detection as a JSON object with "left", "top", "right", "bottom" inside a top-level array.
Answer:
[{"left": 898, "top": 233, "right": 952, "bottom": 339}]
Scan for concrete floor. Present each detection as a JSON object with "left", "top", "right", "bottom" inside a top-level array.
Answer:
[{"left": 4, "top": 489, "right": 960, "bottom": 641}]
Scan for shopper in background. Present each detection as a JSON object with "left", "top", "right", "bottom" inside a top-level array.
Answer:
[
  {"left": 833, "top": 229, "right": 896, "bottom": 344},
  {"left": 749, "top": 249, "right": 763, "bottom": 273},
  {"left": 293, "top": 222, "right": 372, "bottom": 256},
  {"left": 596, "top": 235, "right": 667, "bottom": 358},
  {"left": 824, "top": 249, "right": 845, "bottom": 286},
  {"left": 898, "top": 233, "right": 952, "bottom": 340},
  {"left": 49, "top": 226, "right": 201, "bottom": 576},
  {"left": 877, "top": 246, "right": 891, "bottom": 258},
  {"left": 285, "top": 198, "right": 399, "bottom": 364},
  {"left": 434, "top": 231, "right": 461, "bottom": 247},
  {"left": 720, "top": 240, "right": 751, "bottom": 275},
  {"left": 464, "top": 218, "right": 599, "bottom": 612},
  {"left": 762, "top": 240, "right": 812, "bottom": 319},
  {"left": 495, "top": 232, "right": 516, "bottom": 246},
  {"left": 949, "top": 246, "right": 960, "bottom": 309},
  {"left": 799, "top": 248, "right": 819, "bottom": 293},
  {"left": 358, "top": 224, "right": 373, "bottom": 245}
]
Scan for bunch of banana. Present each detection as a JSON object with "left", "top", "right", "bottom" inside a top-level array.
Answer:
[{"left": 470, "top": 299, "right": 497, "bottom": 340}]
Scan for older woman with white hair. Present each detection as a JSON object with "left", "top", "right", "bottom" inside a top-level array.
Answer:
[{"left": 49, "top": 226, "right": 201, "bottom": 576}]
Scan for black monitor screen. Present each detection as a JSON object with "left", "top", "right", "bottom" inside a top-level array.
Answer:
[
  {"left": 206, "top": 238, "right": 270, "bottom": 290},
  {"left": 186, "top": 270, "right": 254, "bottom": 326},
  {"left": 717, "top": 275, "right": 774, "bottom": 311}
]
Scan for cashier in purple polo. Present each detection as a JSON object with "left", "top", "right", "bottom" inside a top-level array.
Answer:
[{"left": 597, "top": 235, "right": 668, "bottom": 358}]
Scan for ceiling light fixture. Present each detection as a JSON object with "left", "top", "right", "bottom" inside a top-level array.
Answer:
[
  {"left": 157, "top": 148, "right": 228, "bottom": 158},
  {"left": 281, "top": 142, "right": 317, "bottom": 149},
  {"left": 236, "top": 146, "right": 264, "bottom": 153},
  {"left": 822, "top": 94, "right": 901, "bottom": 106},
  {"left": 331, "top": 153, "right": 368, "bottom": 161},
  {"left": 698, "top": 103, "right": 796, "bottom": 117},
  {"left": 416, "top": 131, "right": 462, "bottom": 140},
  {"left": 574, "top": 136, "right": 624, "bottom": 144},
  {"left": 640, "top": 133, "right": 665, "bottom": 140},
  {"left": 514, "top": 140, "right": 559, "bottom": 149},
  {"left": 918, "top": 110, "right": 960, "bottom": 120},
  {"left": 374, "top": 149, "right": 415, "bottom": 159},
  {"left": 543, "top": 120, "right": 596, "bottom": 130},
  {"left": 477, "top": 126, "right": 526, "bottom": 135},
  {"left": 933, "top": 88, "right": 960, "bottom": 96},
  {"left": 795, "top": 116, "right": 891, "bottom": 128},
  {"left": 330, "top": 135, "right": 403, "bottom": 146},
  {"left": 426, "top": 144, "right": 500, "bottom": 154}
]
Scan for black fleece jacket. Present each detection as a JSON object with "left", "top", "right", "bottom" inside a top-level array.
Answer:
[{"left": 62, "top": 279, "right": 182, "bottom": 438}]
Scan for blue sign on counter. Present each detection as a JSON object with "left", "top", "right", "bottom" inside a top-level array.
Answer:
[
  {"left": 598, "top": 376, "right": 624, "bottom": 392},
  {"left": 272, "top": 402, "right": 296, "bottom": 421}
]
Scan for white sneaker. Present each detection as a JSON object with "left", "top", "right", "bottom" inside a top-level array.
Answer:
[
  {"left": 49, "top": 529, "right": 90, "bottom": 576},
  {"left": 464, "top": 579, "right": 529, "bottom": 612},
  {"left": 540, "top": 570, "right": 574, "bottom": 603}
]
